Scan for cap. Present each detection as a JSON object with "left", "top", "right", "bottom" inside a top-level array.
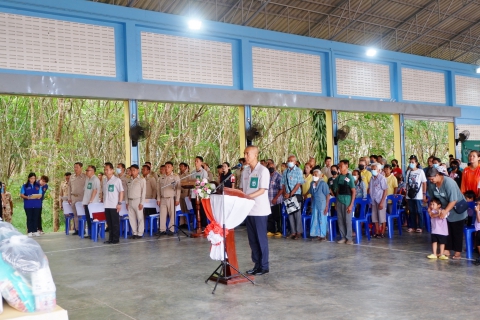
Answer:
[
  {"left": 130, "top": 164, "right": 139, "bottom": 169},
  {"left": 426, "top": 166, "right": 447, "bottom": 177},
  {"left": 409, "top": 155, "right": 418, "bottom": 160}
]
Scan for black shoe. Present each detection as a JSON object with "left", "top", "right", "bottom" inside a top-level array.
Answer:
[
  {"left": 111, "top": 241, "right": 119, "bottom": 244},
  {"left": 128, "top": 235, "right": 134, "bottom": 239},
  {"left": 246, "top": 268, "right": 259, "bottom": 275},
  {"left": 179, "top": 224, "right": 188, "bottom": 229},
  {"left": 255, "top": 269, "right": 269, "bottom": 275},
  {"left": 157, "top": 231, "right": 167, "bottom": 236},
  {"left": 474, "top": 258, "right": 480, "bottom": 266},
  {"left": 84, "top": 235, "right": 91, "bottom": 239},
  {"left": 72, "top": 231, "right": 79, "bottom": 235},
  {"left": 103, "top": 240, "right": 112, "bottom": 244},
  {"left": 166, "top": 230, "right": 174, "bottom": 236}
]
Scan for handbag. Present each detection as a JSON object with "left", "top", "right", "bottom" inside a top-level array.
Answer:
[
  {"left": 283, "top": 171, "right": 301, "bottom": 214},
  {"left": 453, "top": 199, "right": 468, "bottom": 214}
]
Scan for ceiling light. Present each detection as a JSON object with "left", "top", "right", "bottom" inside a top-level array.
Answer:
[
  {"left": 188, "top": 19, "right": 202, "bottom": 30},
  {"left": 366, "top": 48, "right": 377, "bottom": 57},
  {"left": 476, "top": 67, "right": 480, "bottom": 74}
]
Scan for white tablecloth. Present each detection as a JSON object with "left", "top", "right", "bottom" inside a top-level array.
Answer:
[{"left": 209, "top": 195, "right": 255, "bottom": 229}]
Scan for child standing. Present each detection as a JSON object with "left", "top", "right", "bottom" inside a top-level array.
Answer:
[{"left": 427, "top": 198, "right": 449, "bottom": 259}]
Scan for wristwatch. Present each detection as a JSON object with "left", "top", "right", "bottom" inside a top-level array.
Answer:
[{"left": 117, "top": 202, "right": 122, "bottom": 205}]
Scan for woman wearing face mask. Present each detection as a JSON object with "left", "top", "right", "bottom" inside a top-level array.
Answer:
[
  {"left": 461, "top": 150, "right": 480, "bottom": 197},
  {"left": 406, "top": 155, "right": 427, "bottom": 233},
  {"left": 448, "top": 160, "right": 462, "bottom": 188},
  {"left": 328, "top": 165, "right": 339, "bottom": 197},
  {"left": 302, "top": 163, "right": 313, "bottom": 200},
  {"left": 20, "top": 173, "right": 43, "bottom": 237},
  {"left": 391, "top": 159, "right": 403, "bottom": 177},
  {"left": 309, "top": 169, "right": 330, "bottom": 241},
  {"left": 352, "top": 170, "right": 367, "bottom": 200}
]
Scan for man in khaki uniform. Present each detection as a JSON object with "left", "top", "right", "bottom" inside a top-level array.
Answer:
[
  {"left": 141, "top": 164, "right": 157, "bottom": 219},
  {"left": 145, "top": 162, "right": 159, "bottom": 181},
  {"left": 126, "top": 164, "right": 146, "bottom": 239},
  {"left": 68, "top": 162, "right": 87, "bottom": 235},
  {"left": 156, "top": 161, "right": 180, "bottom": 236},
  {"left": 116, "top": 163, "right": 129, "bottom": 192}
]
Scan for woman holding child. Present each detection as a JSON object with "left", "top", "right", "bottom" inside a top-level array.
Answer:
[{"left": 426, "top": 166, "right": 467, "bottom": 260}]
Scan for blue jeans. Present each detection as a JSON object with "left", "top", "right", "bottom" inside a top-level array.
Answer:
[{"left": 408, "top": 199, "right": 424, "bottom": 229}]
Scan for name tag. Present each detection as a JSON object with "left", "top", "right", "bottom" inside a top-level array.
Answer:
[
  {"left": 108, "top": 185, "right": 114, "bottom": 192},
  {"left": 250, "top": 177, "right": 259, "bottom": 188},
  {"left": 344, "top": 178, "right": 350, "bottom": 183},
  {"left": 87, "top": 182, "right": 92, "bottom": 190},
  {"left": 196, "top": 175, "right": 201, "bottom": 180}
]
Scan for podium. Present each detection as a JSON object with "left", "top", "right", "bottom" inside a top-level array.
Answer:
[
  {"left": 202, "top": 188, "right": 255, "bottom": 289},
  {"left": 180, "top": 179, "right": 205, "bottom": 237}
]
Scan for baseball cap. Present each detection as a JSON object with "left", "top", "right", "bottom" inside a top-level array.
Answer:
[{"left": 408, "top": 155, "right": 418, "bottom": 161}]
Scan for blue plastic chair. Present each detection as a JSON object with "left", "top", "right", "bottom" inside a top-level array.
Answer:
[
  {"left": 78, "top": 215, "right": 87, "bottom": 239},
  {"left": 148, "top": 214, "right": 160, "bottom": 236},
  {"left": 175, "top": 210, "right": 192, "bottom": 232},
  {"left": 281, "top": 204, "right": 291, "bottom": 237},
  {"left": 301, "top": 198, "right": 312, "bottom": 238},
  {"left": 386, "top": 194, "right": 404, "bottom": 238},
  {"left": 464, "top": 202, "right": 477, "bottom": 259},
  {"left": 87, "top": 203, "right": 106, "bottom": 242},
  {"left": 352, "top": 198, "right": 371, "bottom": 243},
  {"left": 189, "top": 209, "right": 197, "bottom": 230},
  {"left": 423, "top": 204, "right": 431, "bottom": 233},
  {"left": 327, "top": 197, "right": 337, "bottom": 242},
  {"left": 62, "top": 201, "right": 74, "bottom": 235}
]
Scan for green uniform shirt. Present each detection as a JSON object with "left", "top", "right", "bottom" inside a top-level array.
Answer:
[{"left": 333, "top": 173, "right": 356, "bottom": 206}]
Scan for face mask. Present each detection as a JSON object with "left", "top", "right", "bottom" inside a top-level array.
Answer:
[
  {"left": 380, "top": 165, "right": 384, "bottom": 170},
  {"left": 370, "top": 160, "right": 374, "bottom": 164},
  {"left": 353, "top": 176, "right": 358, "bottom": 181},
  {"left": 313, "top": 176, "right": 319, "bottom": 182},
  {"left": 268, "top": 167, "right": 274, "bottom": 174},
  {"left": 358, "top": 165, "right": 365, "bottom": 170},
  {"left": 409, "top": 163, "right": 416, "bottom": 169},
  {"left": 371, "top": 170, "right": 378, "bottom": 176},
  {"left": 391, "top": 163, "right": 396, "bottom": 167},
  {"left": 116, "top": 168, "right": 122, "bottom": 174},
  {"left": 451, "top": 165, "right": 457, "bottom": 170},
  {"left": 287, "top": 162, "right": 295, "bottom": 168},
  {"left": 433, "top": 163, "right": 439, "bottom": 168},
  {"left": 331, "top": 171, "right": 337, "bottom": 176}
]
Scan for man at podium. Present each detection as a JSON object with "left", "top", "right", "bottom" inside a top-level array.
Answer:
[{"left": 240, "top": 146, "right": 271, "bottom": 276}]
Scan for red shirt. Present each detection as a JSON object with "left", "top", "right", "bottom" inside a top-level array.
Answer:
[
  {"left": 461, "top": 166, "right": 480, "bottom": 197},
  {"left": 392, "top": 167, "right": 403, "bottom": 177}
]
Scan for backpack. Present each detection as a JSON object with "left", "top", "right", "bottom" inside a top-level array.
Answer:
[{"left": 406, "top": 171, "right": 421, "bottom": 199}]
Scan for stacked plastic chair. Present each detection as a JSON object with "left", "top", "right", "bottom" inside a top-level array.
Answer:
[
  {"left": 87, "top": 202, "right": 106, "bottom": 242},
  {"left": 301, "top": 198, "right": 312, "bottom": 238},
  {"left": 386, "top": 194, "right": 404, "bottom": 238},
  {"left": 74, "top": 202, "right": 87, "bottom": 239},
  {"left": 327, "top": 197, "right": 337, "bottom": 241},
  {"left": 62, "top": 201, "right": 74, "bottom": 235}
]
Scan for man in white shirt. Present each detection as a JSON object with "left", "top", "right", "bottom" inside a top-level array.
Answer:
[
  {"left": 82, "top": 165, "right": 101, "bottom": 239},
  {"left": 241, "top": 146, "right": 271, "bottom": 276},
  {"left": 103, "top": 162, "right": 124, "bottom": 244}
]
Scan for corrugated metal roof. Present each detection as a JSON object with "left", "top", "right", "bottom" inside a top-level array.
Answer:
[{"left": 91, "top": 0, "right": 480, "bottom": 65}]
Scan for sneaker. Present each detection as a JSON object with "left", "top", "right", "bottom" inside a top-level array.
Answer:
[
  {"left": 346, "top": 240, "right": 354, "bottom": 245},
  {"left": 427, "top": 254, "right": 438, "bottom": 259},
  {"left": 337, "top": 239, "right": 346, "bottom": 244},
  {"left": 439, "top": 255, "right": 449, "bottom": 260},
  {"left": 38, "top": 230, "right": 45, "bottom": 235},
  {"left": 27, "top": 232, "right": 33, "bottom": 237},
  {"left": 267, "top": 232, "right": 275, "bottom": 236},
  {"left": 34, "top": 232, "right": 40, "bottom": 237}
]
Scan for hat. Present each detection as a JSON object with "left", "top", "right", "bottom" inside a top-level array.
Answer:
[
  {"left": 409, "top": 155, "right": 418, "bottom": 160},
  {"left": 426, "top": 166, "right": 447, "bottom": 177},
  {"left": 130, "top": 164, "right": 139, "bottom": 169}
]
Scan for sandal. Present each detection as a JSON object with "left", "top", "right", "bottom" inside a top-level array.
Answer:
[
  {"left": 416, "top": 228, "right": 422, "bottom": 233},
  {"left": 452, "top": 255, "right": 462, "bottom": 260},
  {"left": 407, "top": 228, "right": 414, "bottom": 233},
  {"left": 290, "top": 233, "right": 297, "bottom": 239}
]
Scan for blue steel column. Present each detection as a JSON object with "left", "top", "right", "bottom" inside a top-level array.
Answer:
[
  {"left": 400, "top": 114, "right": 406, "bottom": 176},
  {"left": 332, "top": 110, "right": 339, "bottom": 164},
  {"left": 245, "top": 105, "right": 252, "bottom": 146},
  {"left": 129, "top": 100, "right": 139, "bottom": 165}
]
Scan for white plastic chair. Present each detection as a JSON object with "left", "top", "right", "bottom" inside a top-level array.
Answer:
[
  {"left": 143, "top": 199, "right": 159, "bottom": 236},
  {"left": 62, "top": 201, "right": 74, "bottom": 235},
  {"left": 74, "top": 202, "right": 86, "bottom": 238},
  {"left": 87, "top": 202, "right": 106, "bottom": 242}
]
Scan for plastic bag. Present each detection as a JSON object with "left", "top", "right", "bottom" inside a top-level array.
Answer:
[
  {"left": 0, "top": 235, "right": 56, "bottom": 312},
  {"left": 1, "top": 236, "right": 46, "bottom": 273},
  {"left": 0, "top": 228, "right": 23, "bottom": 242},
  {"left": 0, "top": 221, "right": 16, "bottom": 231}
]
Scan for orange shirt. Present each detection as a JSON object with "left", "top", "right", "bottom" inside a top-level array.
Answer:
[{"left": 460, "top": 166, "right": 480, "bottom": 196}]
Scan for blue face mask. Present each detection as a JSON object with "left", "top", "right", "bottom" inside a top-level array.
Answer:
[
  {"left": 409, "top": 163, "right": 416, "bottom": 169},
  {"left": 371, "top": 170, "right": 378, "bottom": 176},
  {"left": 287, "top": 162, "right": 295, "bottom": 168},
  {"left": 433, "top": 163, "right": 439, "bottom": 168},
  {"left": 116, "top": 168, "right": 122, "bottom": 174}
]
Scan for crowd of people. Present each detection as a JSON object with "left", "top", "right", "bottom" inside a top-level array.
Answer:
[{"left": 2, "top": 149, "right": 480, "bottom": 264}]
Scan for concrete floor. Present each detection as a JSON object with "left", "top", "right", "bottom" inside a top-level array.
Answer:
[{"left": 37, "top": 228, "right": 480, "bottom": 320}]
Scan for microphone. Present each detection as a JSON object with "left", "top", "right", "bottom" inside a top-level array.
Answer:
[{"left": 231, "top": 163, "right": 242, "bottom": 171}]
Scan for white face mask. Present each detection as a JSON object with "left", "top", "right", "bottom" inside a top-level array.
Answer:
[
  {"left": 116, "top": 168, "right": 122, "bottom": 174},
  {"left": 371, "top": 170, "right": 378, "bottom": 176},
  {"left": 313, "top": 176, "right": 320, "bottom": 182},
  {"left": 353, "top": 176, "right": 358, "bottom": 181},
  {"left": 287, "top": 162, "right": 295, "bottom": 168}
]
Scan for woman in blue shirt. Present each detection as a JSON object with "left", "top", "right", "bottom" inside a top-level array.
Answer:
[
  {"left": 309, "top": 169, "right": 330, "bottom": 240},
  {"left": 20, "top": 172, "right": 43, "bottom": 237}
]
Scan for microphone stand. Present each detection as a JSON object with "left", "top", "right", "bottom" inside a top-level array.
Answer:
[{"left": 206, "top": 169, "right": 255, "bottom": 294}]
